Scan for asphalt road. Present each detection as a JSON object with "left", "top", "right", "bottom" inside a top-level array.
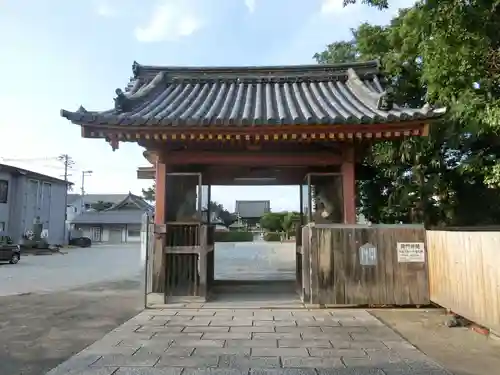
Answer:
[{"left": 0, "top": 244, "right": 144, "bottom": 297}]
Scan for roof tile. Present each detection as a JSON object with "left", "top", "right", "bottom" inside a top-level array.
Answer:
[{"left": 61, "top": 60, "right": 444, "bottom": 127}]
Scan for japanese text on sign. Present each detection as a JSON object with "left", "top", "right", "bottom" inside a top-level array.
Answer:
[
  {"left": 397, "top": 242, "right": 425, "bottom": 263},
  {"left": 359, "top": 243, "right": 377, "bottom": 266}
]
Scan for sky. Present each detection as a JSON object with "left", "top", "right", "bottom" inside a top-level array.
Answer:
[{"left": 0, "top": 0, "right": 414, "bottom": 212}]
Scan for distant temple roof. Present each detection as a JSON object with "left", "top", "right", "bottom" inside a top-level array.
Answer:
[{"left": 60, "top": 60, "right": 444, "bottom": 128}]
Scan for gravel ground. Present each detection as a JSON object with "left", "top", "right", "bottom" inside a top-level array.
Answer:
[{"left": 0, "top": 278, "right": 144, "bottom": 375}]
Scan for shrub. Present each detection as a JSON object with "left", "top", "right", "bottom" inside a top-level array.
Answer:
[
  {"left": 214, "top": 231, "right": 253, "bottom": 242},
  {"left": 264, "top": 232, "right": 282, "bottom": 242}
]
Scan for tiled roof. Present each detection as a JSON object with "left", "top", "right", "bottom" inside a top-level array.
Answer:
[
  {"left": 60, "top": 60, "right": 444, "bottom": 128},
  {"left": 105, "top": 192, "right": 153, "bottom": 211},
  {"left": 67, "top": 194, "right": 128, "bottom": 205},
  {"left": 0, "top": 163, "right": 72, "bottom": 185},
  {"left": 70, "top": 211, "right": 146, "bottom": 225}
]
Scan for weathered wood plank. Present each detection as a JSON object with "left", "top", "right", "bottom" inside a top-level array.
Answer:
[{"left": 305, "top": 224, "right": 429, "bottom": 306}]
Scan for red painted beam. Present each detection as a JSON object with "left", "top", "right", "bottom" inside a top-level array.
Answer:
[{"left": 164, "top": 151, "right": 341, "bottom": 166}]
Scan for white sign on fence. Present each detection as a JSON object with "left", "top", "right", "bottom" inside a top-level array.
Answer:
[
  {"left": 397, "top": 242, "right": 425, "bottom": 263},
  {"left": 359, "top": 243, "right": 377, "bottom": 266}
]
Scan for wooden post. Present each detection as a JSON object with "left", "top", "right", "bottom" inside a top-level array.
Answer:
[
  {"left": 342, "top": 146, "right": 356, "bottom": 224},
  {"left": 153, "top": 155, "right": 167, "bottom": 293}
]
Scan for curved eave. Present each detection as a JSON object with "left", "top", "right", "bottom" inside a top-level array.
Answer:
[
  {"left": 60, "top": 61, "right": 446, "bottom": 129},
  {"left": 60, "top": 107, "right": 445, "bottom": 128}
]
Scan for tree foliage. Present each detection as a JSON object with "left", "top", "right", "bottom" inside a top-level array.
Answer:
[
  {"left": 90, "top": 201, "right": 113, "bottom": 212},
  {"left": 260, "top": 212, "right": 300, "bottom": 232},
  {"left": 142, "top": 182, "right": 155, "bottom": 202},
  {"left": 315, "top": 0, "right": 500, "bottom": 226}
]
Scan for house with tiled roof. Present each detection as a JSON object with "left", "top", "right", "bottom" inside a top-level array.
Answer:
[{"left": 69, "top": 193, "right": 152, "bottom": 243}]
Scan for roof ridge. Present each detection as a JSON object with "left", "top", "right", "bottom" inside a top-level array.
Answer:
[{"left": 132, "top": 60, "right": 381, "bottom": 79}]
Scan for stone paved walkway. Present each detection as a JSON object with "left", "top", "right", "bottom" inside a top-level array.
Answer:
[{"left": 45, "top": 307, "right": 452, "bottom": 375}]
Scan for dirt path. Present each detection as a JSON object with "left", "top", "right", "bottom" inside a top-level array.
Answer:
[
  {"left": 0, "top": 278, "right": 143, "bottom": 375},
  {"left": 370, "top": 308, "right": 500, "bottom": 375}
]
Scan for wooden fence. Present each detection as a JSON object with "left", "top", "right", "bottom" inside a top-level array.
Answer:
[
  {"left": 301, "top": 224, "right": 429, "bottom": 306},
  {"left": 427, "top": 230, "right": 500, "bottom": 335}
]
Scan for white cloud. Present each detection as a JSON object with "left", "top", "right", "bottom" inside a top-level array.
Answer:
[
  {"left": 94, "top": 0, "right": 117, "bottom": 17},
  {"left": 244, "top": 0, "right": 256, "bottom": 13},
  {"left": 134, "top": 0, "right": 203, "bottom": 43}
]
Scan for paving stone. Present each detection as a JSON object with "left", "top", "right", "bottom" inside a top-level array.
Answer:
[
  {"left": 163, "top": 346, "right": 195, "bottom": 356},
  {"left": 113, "top": 367, "right": 182, "bottom": 375},
  {"left": 184, "top": 326, "right": 230, "bottom": 333},
  {"left": 211, "top": 319, "right": 253, "bottom": 327},
  {"left": 275, "top": 327, "right": 322, "bottom": 334},
  {"left": 50, "top": 369, "right": 119, "bottom": 375},
  {"left": 279, "top": 339, "right": 333, "bottom": 348},
  {"left": 251, "top": 347, "right": 310, "bottom": 357},
  {"left": 342, "top": 356, "right": 406, "bottom": 368},
  {"left": 331, "top": 341, "right": 388, "bottom": 350},
  {"left": 282, "top": 356, "right": 345, "bottom": 368},
  {"left": 251, "top": 370, "right": 317, "bottom": 375},
  {"left": 117, "top": 339, "right": 172, "bottom": 348},
  {"left": 171, "top": 319, "right": 210, "bottom": 327},
  {"left": 230, "top": 326, "right": 275, "bottom": 333},
  {"left": 204, "top": 332, "right": 252, "bottom": 339},
  {"left": 317, "top": 369, "right": 385, "bottom": 375},
  {"left": 148, "top": 310, "right": 178, "bottom": 316},
  {"left": 153, "top": 332, "right": 204, "bottom": 339},
  {"left": 91, "top": 353, "right": 160, "bottom": 367},
  {"left": 350, "top": 333, "right": 382, "bottom": 341},
  {"left": 322, "top": 327, "right": 369, "bottom": 334},
  {"left": 137, "top": 326, "right": 184, "bottom": 333},
  {"left": 384, "top": 369, "right": 451, "bottom": 375},
  {"left": 194, "top": 347, "right": 251, "bottom": 356},
  {"left": 219, "top": 354, "right": 281, "bottom": 369},
  {"left": 308, "top": 348, "right": 368, "bottom": 357},
  {"left": 45, "top": 356, "right": 111, "bottom": 375},
  {"left": 297, "top": 320, "right": 339, "bottom": 327},
  {"left": 171, "top": 339, "right": 225, "bottom": 347},
  {"left": 302, "top": 332, "right": 351, "bottom": 340},
  {"left": 184, "top": 369, "right": 249, "bottom": 375},
  {"left": 164, "top": 315, "right": 194, "bottom": 322},
  {"left": 404, "top": 359, "right": 448, "bottom": 371},
  {"left": 81, "top": 346, "right": 139, "bottom": 356},
  {"left": 177, "top": 310, "right": 215, "bottom": 316},
  {"left": 383, "top": 340, "right": 417, "bottom": 350},
  {"left": 225, "top": 339, "right": 278, "bottom": 348},
  {"left": 156, "top": 355, "right": 219, "bottom": 367},
  {"left": 253, "top": 332, "right": 301, "bottom": 340},
  {"left": 254, "top": 320, "right": 297, "bottom": 327}
]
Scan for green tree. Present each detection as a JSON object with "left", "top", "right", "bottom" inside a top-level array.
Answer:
[
  {"left": 142, "top": 182, "right": 155, "bottom": 201},
  {"left": 314, "top": 3, "right": 500, "bottom": 226},
  {"left": 260, "top": 212, "right": 286, "bottom": 232},
  {"left": 91, "top": 201, "right": 113, "bottom": 212}
]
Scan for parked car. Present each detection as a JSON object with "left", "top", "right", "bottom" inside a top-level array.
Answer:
[
  {"left": 0, "top": 231, "right": 21, "bottom": 264},
  {"left": 69, "top": 236, "right": 92, "bottom": 248}
]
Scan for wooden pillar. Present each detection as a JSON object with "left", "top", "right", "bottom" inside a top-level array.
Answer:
[
  {"left": 153, "top": 155, "right": 167, "bottom": 293},
  {"left": 341, "top": 146, "right": 356, "bottom": 224}
]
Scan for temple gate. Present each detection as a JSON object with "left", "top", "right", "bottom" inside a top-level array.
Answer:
[{"left": 61, "top": 60, "right": 443, "bottom": 305}]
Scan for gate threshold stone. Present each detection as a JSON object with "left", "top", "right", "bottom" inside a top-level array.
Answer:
[{"left": 45, "top": 308, "right": 453, "bottom": 375}]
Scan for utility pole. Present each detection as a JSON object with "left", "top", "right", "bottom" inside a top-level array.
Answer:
[
  {"left": 81, "top": 170, "right": 93, "bottom": 211},
  {"left": 57, "top": 154, "right": 75, "bottom": 245},
  {"left": 57, "top": 154, "right": 74, "bottom": 183}
]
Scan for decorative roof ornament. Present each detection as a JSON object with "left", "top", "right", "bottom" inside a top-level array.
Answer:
[
  {"left": 77, "top": 105, "right": 87, "bottom": 113},
  {"left": 114, "top": 88, "right": 132, "bottom": 113},
  {"left": 132, "top": 61, "right": 141, "bottom": 78},
  {"left": 377, "top": 87, "right": 395, "bottom": 111}
]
